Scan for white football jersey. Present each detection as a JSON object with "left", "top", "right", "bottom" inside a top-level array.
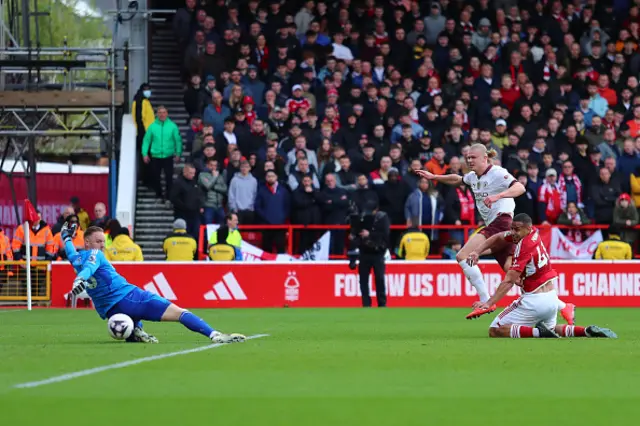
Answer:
[{"left": 463, "top": 165, "right": 516, "bottom": 225}]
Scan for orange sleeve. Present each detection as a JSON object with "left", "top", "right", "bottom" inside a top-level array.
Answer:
[
  {"left": 52, "top": 234, "right": 62, "bottom": 254},
  {"left": 11, "top": 226, "right": 24, "bottom": 251},
  {"left": 45, "top": 228, "right": 56, "bottom": 254}
]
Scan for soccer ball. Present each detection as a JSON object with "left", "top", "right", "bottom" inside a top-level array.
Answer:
[{"left": 107, "top": 314, "right": 134, "bottom": 340}]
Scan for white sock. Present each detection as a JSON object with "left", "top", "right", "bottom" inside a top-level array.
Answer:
[
  {"left": 458, "top": 260, "right": 489, "bottom": 302},
  {"left": 557, "top": 300, "right": 566, "bottom": 310}
]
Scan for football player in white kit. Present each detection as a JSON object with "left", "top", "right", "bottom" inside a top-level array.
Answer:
[{"left": 416, "top": 144, "right": 576, "bottom": 323}]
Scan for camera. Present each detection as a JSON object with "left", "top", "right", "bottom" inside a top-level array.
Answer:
[{"left": 347, "top": 213, "right": 374, "bottom": 270}]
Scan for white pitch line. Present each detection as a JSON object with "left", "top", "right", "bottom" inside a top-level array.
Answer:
[
  {"left": 0, "top": 310, "right": 24, "bottom": 314},
  {"left": 13, "top": 333, "right": 269, "bottom": 389}
]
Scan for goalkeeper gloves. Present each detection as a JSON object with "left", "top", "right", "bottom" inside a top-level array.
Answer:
[
  {"left": 71, "top": 277, "right": 87, "bottom": 296},
  {"left": 60, "top": 222, "right": 78, "bottom": 244}
]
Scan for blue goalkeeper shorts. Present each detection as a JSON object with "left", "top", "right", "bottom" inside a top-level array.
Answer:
[{"left": 105, "top": 287, "right": 171, "bottom": 322}]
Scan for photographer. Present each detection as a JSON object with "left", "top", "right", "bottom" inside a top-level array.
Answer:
[{"left": 348, "top": 199, "right": 390, "bottom": 308}]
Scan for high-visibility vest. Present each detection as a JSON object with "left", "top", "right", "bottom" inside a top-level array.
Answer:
[
  {"left": 0, "top": 231, "right": 13, "bottom": 270},
  {"left": 52, "top": 229, "right": 85, "bottom": 260},
  {"left": 11, "top": 223, "right": 56, "bottom": 260}
]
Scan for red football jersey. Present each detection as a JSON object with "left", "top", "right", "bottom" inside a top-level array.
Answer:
[{"left": 506, "top": 228, "right": 558, "bottom": 293}]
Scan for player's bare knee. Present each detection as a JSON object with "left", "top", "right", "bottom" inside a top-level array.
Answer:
[
  {"left": 160, "top": 303, "right": 186, "bottom": 322},
  {"left": 455, "top": 250, "right": 467, "bottom": 263},
  {"left": 488, "top": 327, "right": 502, "bottom": 338}
]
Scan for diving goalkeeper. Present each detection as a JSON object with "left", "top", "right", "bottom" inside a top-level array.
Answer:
[{"left": 63, "top": 224, "right": 245, "bottom": 344}]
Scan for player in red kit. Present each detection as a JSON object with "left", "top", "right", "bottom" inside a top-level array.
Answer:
[{"left": 466, "top": 213, "right": 617, "bottom": 339}]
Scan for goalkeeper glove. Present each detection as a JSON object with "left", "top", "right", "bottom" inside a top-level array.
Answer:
[
  {"left": 60, "top": 222, "right": 78, "bottom": 244},
  {"left": 71, "top": 277, "right": 87, "bottom": 296}
]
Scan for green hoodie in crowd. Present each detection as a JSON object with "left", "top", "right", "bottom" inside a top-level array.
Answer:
[{"left": 141, "top": 117, "right": 182, "bottom": 159}]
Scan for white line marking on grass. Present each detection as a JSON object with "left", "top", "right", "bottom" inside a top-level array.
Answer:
[
  {"left": 13, "top": 333, "right": 269, "bottom": 389},
  {"left": 0, "top": 310, "right": 24, "bottom": 314}
]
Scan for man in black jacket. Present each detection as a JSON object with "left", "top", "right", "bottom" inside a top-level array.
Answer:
[
  {"left": 319, "top": 173, "right": 350, "bottom": 255},
  {"left": 292, "top": 176, "right": 322, "bottom": 254},
  {"left": 350, "top": 199, "right": 390, "bottom": 308},
  {"left": 170, "top": 164, "right": 205, "bottom": 239}
]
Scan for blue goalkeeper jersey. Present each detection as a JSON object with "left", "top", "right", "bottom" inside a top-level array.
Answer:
[{"left": 64, "top": 240, "right": 136, "bottom": 319}]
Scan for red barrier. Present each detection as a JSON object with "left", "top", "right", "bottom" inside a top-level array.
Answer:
[{"left": 51, "top": 260, "right": 640, "bottom": 308}]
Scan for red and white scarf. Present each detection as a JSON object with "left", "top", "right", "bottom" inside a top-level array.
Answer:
[
  {"left": 456, "top": 187, "right": 475, "bottom": 223},
  {"left": 558, "top": 174, "right": 583, "bottom": 210},
  {"left": 428, "top": 87, "right": 441, "bottom": 96},
  {"left": 543, "top": 61, "right": 557, "bottom": 81},
  {"left": 460, "top": 21, "right": 474, "bottom": 33},
  {"left": 537, "top": 181, "right": 563, "bottom": 223}
]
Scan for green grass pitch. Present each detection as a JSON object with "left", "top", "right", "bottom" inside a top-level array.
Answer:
[{"left": 0, "top": 308, "right": 639, "bottom": 426}]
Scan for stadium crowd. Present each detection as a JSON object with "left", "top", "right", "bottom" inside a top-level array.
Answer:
[{"left": 145, "top": 0, "right": 640, "bottom": 255}]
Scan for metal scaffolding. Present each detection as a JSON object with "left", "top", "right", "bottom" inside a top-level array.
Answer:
[{"left": 0, "top": 0, "right": 134, "bottom": 217}]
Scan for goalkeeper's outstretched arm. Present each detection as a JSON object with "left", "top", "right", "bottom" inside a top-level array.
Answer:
[{"left": 64, "top": 239, "right": 81, "bottom": 262}]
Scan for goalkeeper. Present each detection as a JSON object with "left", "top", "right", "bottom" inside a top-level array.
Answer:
[{"left": 63, "top": 223, "right": 245, "bottom": 344}]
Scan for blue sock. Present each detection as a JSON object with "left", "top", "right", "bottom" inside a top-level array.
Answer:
[{"left": 179, "top": 311, "right": 216, "bottom": 338}]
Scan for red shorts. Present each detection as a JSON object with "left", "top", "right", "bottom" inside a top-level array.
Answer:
[{"left": 479, "top": 214, "right": 514, "bottom": 269}]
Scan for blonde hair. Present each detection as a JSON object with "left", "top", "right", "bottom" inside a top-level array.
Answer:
[{"left": 469, "top": 143, "right": 498, "bottom": 161}]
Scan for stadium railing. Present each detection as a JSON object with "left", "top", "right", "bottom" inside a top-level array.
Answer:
[
  {"left": 197, "top": 223, "right": 633, "bottom": 259},
  {"left": 0, "top": 261, "right": 51, "bottom": 302},
  {"left": 115, "top": 114, "right": 137, "bottom": 234}
]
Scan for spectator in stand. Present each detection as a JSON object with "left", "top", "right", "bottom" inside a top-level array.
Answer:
[
  {"left": 292, "top": 175, "right": 322, "bottom": 254},
  {"left": 378, "top": 168, "right": 409, "bottom": 248},
  {"left": 592, "top": 167, "right": 621, "bottom": 224},
  {"left": 198, "top": 158, "right": 227, "bottom": 225},
  {"left": 142, "top": 106, "right": 183, "bottom": 204},
  {"left": 336, "top": 155, "right": 357, "bottom": 192},
  {"left": 288, "top": 157, "right": 320, "bottom": 191},
  {"left": 89, "top": 202, "right": 109, "bottom": 229},
  {"left": 443, "top": 176, "right": 475, "bottom": 245},
  {"left": 105, "top": 228, "right": 144, "bottom": 262},
  {"left": 557, "top": 202, "right": 591, "bottom": 243},
  {"left": 184, "top": 74, "right": 207, "bottom": 118},
  {"left": 70, "top": 197, "right": 90, "bottom": 230},
  {"left": 319, "top": 173, "right": 349, "bottom": 255},
  {"left": 52, "top": 205, "right": 75, "bottom": 235},
  {"left": 618, "top": 140, "right": 640, "bottom": 190},
  {"left": 404, "top": 177, "right": 444, "bottom": 242},
  {"left": 193, "top": 143, "right": 218, "bottom": 174},
  {"left": 286, "top": 135, "right": 318, "bottom": 172},
  {"left": 255, "top": 170, "right": 290, "bottom": 253},
  {"left": 370, "top": 156, "right": 393, "bottom": 186},
  {"left": 228, "top": 160, "right": 257, "bottom": 225},
  {"left": 538, "top": 168, "right": 563, "bottom": 225},
  {"left": 425, "top": 147, "right": 449, "bottom": 177},
  {"left": 204, "top": 91, "right": 231, "bottom": 132},
  {"left": 613, "top": 193, "right": 639, "bottom": 244},
  {"left": 163, "top": 219, "right": 197, "bottom": 261},
  {"left": 514, "top": 172, "right": 538, "bottom": 224},
  {"left": 558, "top": 160, "right": 584, "bottom": 211},
  {"left": 132, "top": 83, "right": 154, "bottom": 184},
  {"left": 170, "top": 164, "right": 204, "bottom": 239},
  {"left": 352, "top": 174, "right": 379, "bottom": 214}
]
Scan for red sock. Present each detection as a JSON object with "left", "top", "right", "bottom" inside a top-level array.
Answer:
[
  {"left": 510, "top": 325, "right": 536, "bottom": 338},
  {"left": 560, "top": 325, "right": 587, "bottom": 337}
]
